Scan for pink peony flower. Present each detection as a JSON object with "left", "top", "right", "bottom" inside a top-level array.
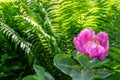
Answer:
[{"left": 73, "top": 28, "right": 109, "bottom": 60}]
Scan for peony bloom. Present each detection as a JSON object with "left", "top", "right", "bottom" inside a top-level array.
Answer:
[{"left": 73, "top": 28, "right": 109, "bottom": 60}]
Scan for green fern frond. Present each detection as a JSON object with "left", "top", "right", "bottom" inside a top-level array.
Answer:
[
  {"left": 15, "top": 15, "right": 63, "bottom": 54},
  {"left": 0, "top": 22, "right": 32, "bottom": 54},
  {"left": 19, "top": 0, "right": 55, "bottom": 36}
]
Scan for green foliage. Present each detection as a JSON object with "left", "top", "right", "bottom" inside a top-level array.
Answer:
[
  {"left": 75, "top": 53, "right": 89, "bottom": 68},
  {"left": 72, "top": 70, "right": 94, "bottom": 80},
  {"left": 0, "top": 0, "right": 70, "bottom": 80},
  {"left": 33, "top": 65, "right": 54, "bottom": 80},
  {"left": 54, "top": 54, "right": 80, "bottom": 75},
  {"left": 23, "top": 65, "right": 55, "bottom": 80},
  {"left": 94, "top": 69, "right": 110, "bottom": 78},
  {"left": 0, "top": 0, "right": 120, "bottom": 80},
  {"left": 53, "top": 51, "right": 110, "bottom": 80}
]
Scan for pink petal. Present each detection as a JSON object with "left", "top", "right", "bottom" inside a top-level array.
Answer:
[
  {"left": 95, "top": 32, "right": 109, "bottom": 54},
  {"left": 84, "top": 42, "right": 105, "bottom": 59},
  {"left": 98, "top": 49, "right": 108, "bottom": 60},
  {"left": 78, "top": 28, "right": 95, "bottom": 47},
  {"left": 73, "top": 28, "right": 95, "bottom": 54},
  {"left": 73, "top": 37, "right": 85, "bottom": 53}
]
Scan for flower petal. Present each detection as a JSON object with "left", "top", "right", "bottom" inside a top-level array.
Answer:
[
  {"left": 78, "top": 28, "right": 95, "bottom": 47},
  {"left": 84, "top": 42, "right": 105, "bottom": 59},
  {"left": 74, "top": 28, "right": 95, "bottom": 54},
  {"left": 95, "top": 32, "right": 109, "bottom": 54},
  {"left": 73, "top": 37, "right": 85, "bottom": 53},
  {"left": 98, "top": 50, "right": 108, "bottom": 60}
]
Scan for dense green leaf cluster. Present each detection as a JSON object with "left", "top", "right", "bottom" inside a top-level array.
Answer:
[{"left": 0, "top": 0, "right": 120, "bottom": 80}]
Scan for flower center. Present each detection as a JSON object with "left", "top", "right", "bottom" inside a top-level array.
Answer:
[{"left": 88, "top": 40, "right": 100, "bottom": 45}]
